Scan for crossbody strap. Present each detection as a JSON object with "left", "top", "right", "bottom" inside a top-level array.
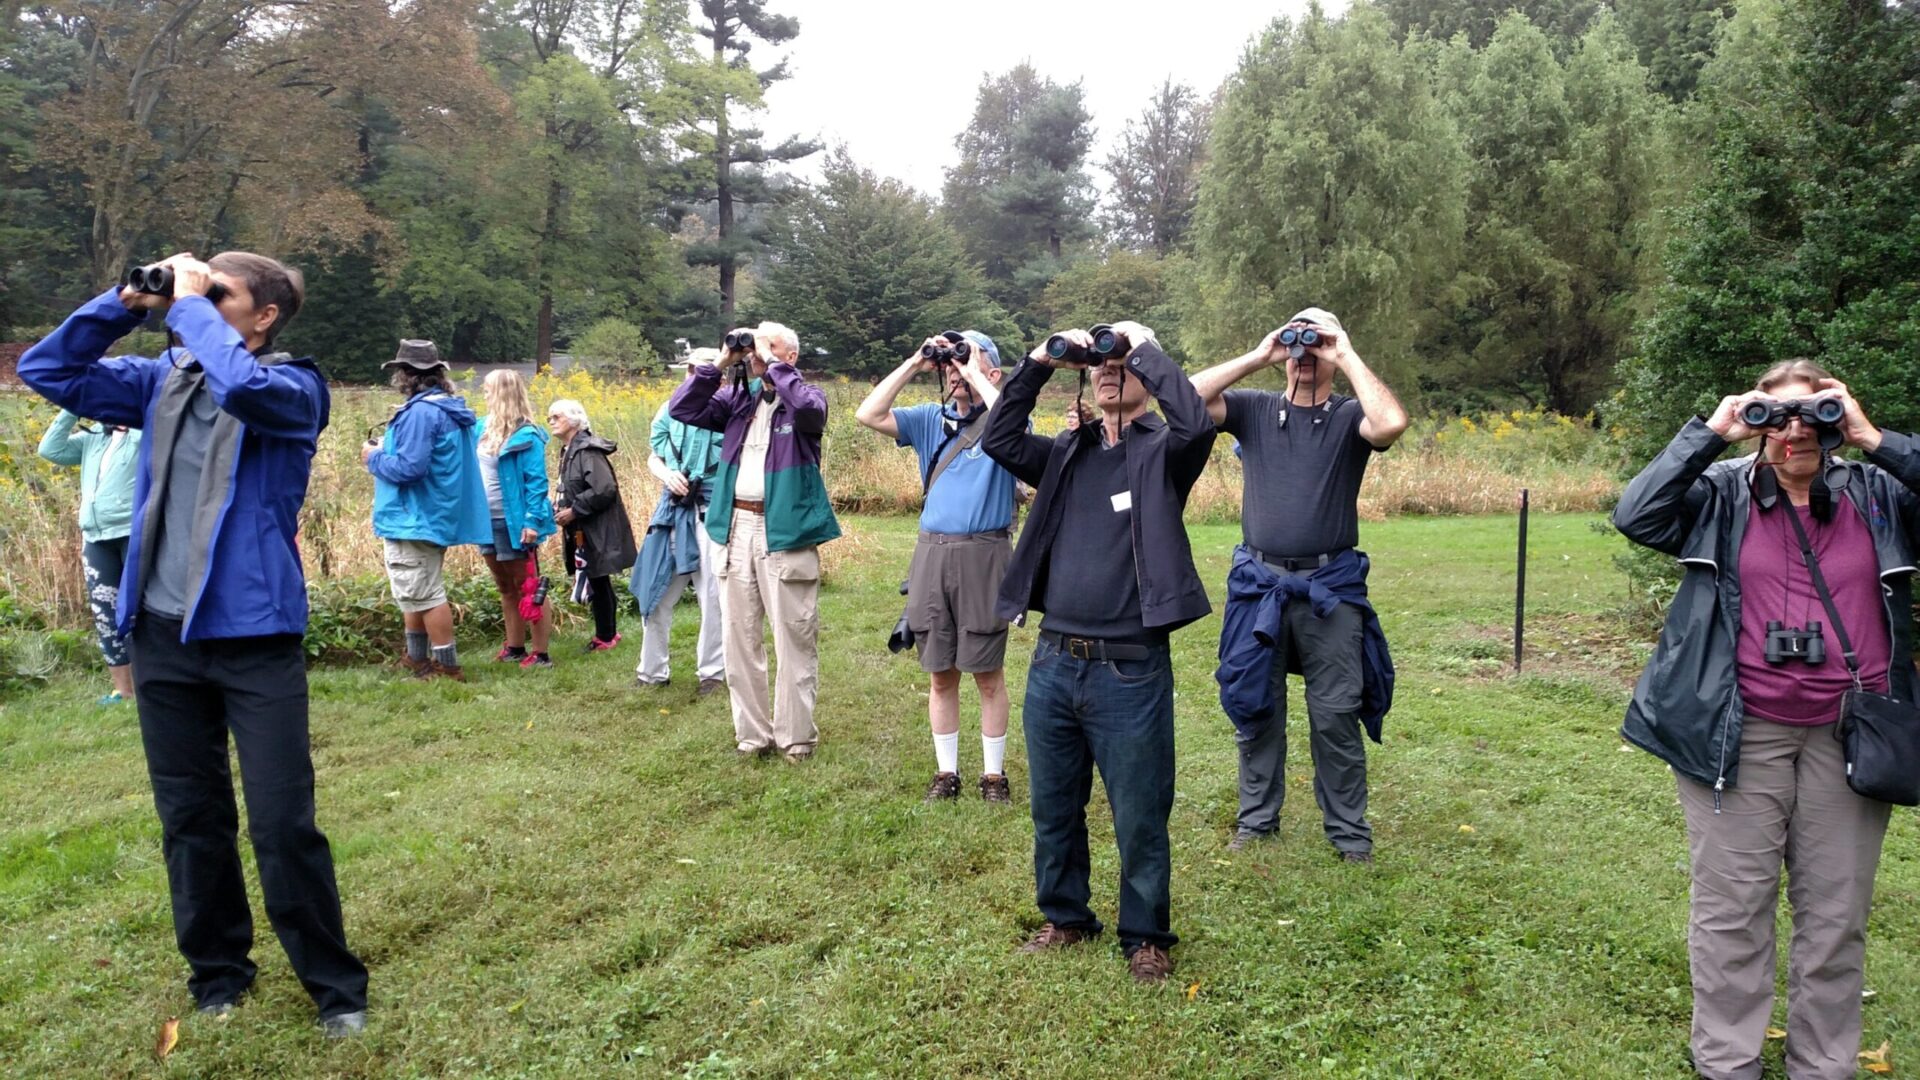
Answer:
[
  {"left": 923, "top": 410, "right": 988, "bottom": 496},
  {"left": 1783, "top": 504, "right": 1864, "bottom": 691}
]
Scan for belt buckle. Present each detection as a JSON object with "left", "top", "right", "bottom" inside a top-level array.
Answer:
[{"left": 1067, "top": 637, "right": 1094, "bottom": 661}]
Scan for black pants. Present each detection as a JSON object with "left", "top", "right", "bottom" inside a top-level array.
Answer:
[
  {"left": 588, "top": 575, "right": 617, "bottom": 640},
  {"left": 131, "top": 613, "right": 368, "bottom": 1016}
]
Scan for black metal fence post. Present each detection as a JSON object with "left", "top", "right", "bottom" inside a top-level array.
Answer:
[{"left": 1515, "top": 488, "right": 1529, "bottom": 672}]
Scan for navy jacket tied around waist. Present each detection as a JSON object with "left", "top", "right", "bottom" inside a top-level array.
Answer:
[{"left": 1215, "top": 545, "right": 1396, "bottom": 742}]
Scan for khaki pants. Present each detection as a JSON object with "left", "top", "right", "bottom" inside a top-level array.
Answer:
[
  {"left": 717, "top": 509, "right": 819, "bottom": 753},
  {"left": 1675, "top": 716, "right": 1892, "bottom": 1080}
]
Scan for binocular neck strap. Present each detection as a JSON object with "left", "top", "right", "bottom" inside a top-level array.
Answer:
[{"left": 1783, "top": 503, "right": 1863, "bottom": 689}]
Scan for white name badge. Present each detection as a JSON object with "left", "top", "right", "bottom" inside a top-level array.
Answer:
[{"left": 1111, "top": 490, "right": 1133, "bottom": 513}]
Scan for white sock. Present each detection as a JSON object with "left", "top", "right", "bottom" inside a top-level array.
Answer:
[
  {"left": 933, "top": 730, "right": 959, "bottom": 774},
  {"left": 982, "top": 733, "right": 1007, "bottom": 777}
]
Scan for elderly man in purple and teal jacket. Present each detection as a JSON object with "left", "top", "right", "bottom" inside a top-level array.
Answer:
[{"left": 670, "top": 321, "right": 840, "bottom": 761}]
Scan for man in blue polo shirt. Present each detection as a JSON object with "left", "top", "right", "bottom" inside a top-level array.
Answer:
[{"left": 855, "top": 330, "right": 1019, "bottom": 803}]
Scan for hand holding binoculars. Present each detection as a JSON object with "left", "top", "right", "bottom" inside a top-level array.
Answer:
[
  {"left": 125, "top": 262, "right": 229, "bottom": 305},
  {"left": 1043, "top": 324, "right": 1131, "bottom": 367}
]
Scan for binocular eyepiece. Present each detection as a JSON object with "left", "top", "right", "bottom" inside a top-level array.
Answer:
[
  {"left": 921, "top": 332, "right": 972, "bottom": 365},
  {"left": 1277, "top": 325, "right": 1324, "bottom": 360},
  {"left": 125, "top": 263, "right": 229, "bottom": 304},
  {"left": 723, "top": 329, "right": 755, "bottom": 352},
  {"left": 1740, "top": 396, "right": 1845, "bottom": 430},
  {"left": 1044, "top": 324, "right": 1131, "bottom": 366}
]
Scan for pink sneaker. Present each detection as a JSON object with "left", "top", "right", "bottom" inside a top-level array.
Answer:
[
  {"left": 519, "top": 652, "right": 553, "bottom": 668},
  {"left": 585, "top": 634, "right": 621, "bottom": 653}
]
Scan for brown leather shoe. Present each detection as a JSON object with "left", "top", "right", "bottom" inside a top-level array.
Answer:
[
  {"left": 399, "top": 655, "right": 430, "bottom": 678},
  {"left": 1019, "top": 922, "right": 1094, "bottom": 953},
  {"left": 924, "top": 772, "right": 961, "bottom": 801},
  {"left": 698, "top": 677, "right": 725, "bottom": 697},
  {"left": 422, "top": 660, "right": 466, "bottom": 682},
  {"left": 979, "top": 773, "right": 1011, "bottom": 803},
  {"left": 1127, "top": 944, "right": 1174, "bottom": 983}
]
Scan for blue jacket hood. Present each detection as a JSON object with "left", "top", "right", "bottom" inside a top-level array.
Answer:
[{"left": 410, "top": 391, "right": 478, "bottom": 427}]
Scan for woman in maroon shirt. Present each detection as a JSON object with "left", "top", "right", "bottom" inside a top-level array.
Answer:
[{"left": 1615, "top": 358, "right": 1920, "bottom": 1080}]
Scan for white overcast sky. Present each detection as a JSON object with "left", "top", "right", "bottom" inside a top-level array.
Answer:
[{"left": 755, "top": 0, "right": 1340, "bottom": 197}]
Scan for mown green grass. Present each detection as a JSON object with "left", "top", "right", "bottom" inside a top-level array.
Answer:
[{"left": 1, "top": 514, "right": 1914, "bottom": 1078}]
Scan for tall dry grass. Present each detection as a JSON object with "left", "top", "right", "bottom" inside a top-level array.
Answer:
[{"left": 0, "top": 374, "right": 1623, "bottom": 632}]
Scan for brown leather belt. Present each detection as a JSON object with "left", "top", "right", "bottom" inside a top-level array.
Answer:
[{"left": 733, "top": 499, "right": 766, "bottom": 514}]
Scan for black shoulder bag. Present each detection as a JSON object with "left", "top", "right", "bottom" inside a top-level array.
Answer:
[{"left": 1784, "top": 505, "right": 1920, "bottom": 805}]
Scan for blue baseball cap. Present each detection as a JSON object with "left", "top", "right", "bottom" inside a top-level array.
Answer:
[{"left": 958, "top": 330, "right": 1002, "bottom": 368}]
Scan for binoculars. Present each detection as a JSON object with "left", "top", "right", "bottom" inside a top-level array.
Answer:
[
  {"left": 1763, "top": 620, "right": 1826, "bottom": 665},
  {"left": 1740, "top": 396, "right": 1845, "bottom": 430},
  {"left": 125, "top": 263, "right": 229, "bottom": 304},
  {"left": 1278, "top": 325, "right": 1325, "bottom": 359},
  {"left": 921, "top": 334, "right": 973, "bottom": 365},
  {"left": 1044, "top": 324, "right": 1131, "bottom": 366},
  {"left": 723, "top": 329, "right": 755, "bottom": 352}
]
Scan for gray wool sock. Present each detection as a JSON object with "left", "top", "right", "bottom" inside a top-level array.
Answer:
[
  {"left": 405, "top": 631, "right": 430, "bottom": 663},
  {"left": 431, "top": 642, "right": 459, "bottom": 668}
]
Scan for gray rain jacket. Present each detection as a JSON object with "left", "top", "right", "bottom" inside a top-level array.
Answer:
[{"left": 1613, "top": 417, "right": 1920, "bottom": 795}]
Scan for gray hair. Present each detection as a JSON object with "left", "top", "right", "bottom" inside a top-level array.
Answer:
[
  {"left": 548, "top": 398, "right": 589, "bottom": 428},
  {"left": 756, "top": 321, "right": 799, "bottom": 355}
]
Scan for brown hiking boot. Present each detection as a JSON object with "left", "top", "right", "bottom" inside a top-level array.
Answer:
[
  {"left": 398, "top": 655, "right": 429, "bottom": 678},
  {"left": 1019, "top": 922, "right": 1093, "bottom": 953},
  {"left": 421, "top": 660, "right": 466, "bottom": 682},
  {"left": 924, "top": 772, "right": 961, "bottom": 801},
  {"left": 979, "top": 773, "right": 1011, "bottom": 803},
  {"left": 1127, "top": 944, "right": 1174, "bottom": 983}
]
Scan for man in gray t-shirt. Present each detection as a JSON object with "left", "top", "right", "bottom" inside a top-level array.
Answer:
[{"left": 1192, "top": 307, "right": 1409, "bottom": 861}]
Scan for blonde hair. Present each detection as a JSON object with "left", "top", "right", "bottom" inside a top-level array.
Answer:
[{"left": 480, "top": 369, "right": 537, "bottom": 454}]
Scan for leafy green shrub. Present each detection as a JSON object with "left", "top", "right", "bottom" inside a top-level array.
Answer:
[
  {"left": 572, "top": 318, "right": 658, "bottom": 379},
  {"left": 302, "top": 572, "right": 520, "bottom": 664}
]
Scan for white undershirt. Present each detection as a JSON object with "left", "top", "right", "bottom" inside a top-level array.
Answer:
[{"left": 734, "top": 397, "right": 776, "bottom": 502}]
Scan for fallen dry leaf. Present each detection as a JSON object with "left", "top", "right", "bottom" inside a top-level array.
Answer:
[
  {"left": 1765, "top": 1027, "right": 1786, "bottom": 1040},
  {"left": 1184, "top": 982, "right": 1200, "bottom": 1000},
  {"left": 525, "top": 721, "right": 534, "bottom": 731},
  {"left": 92, "top": 958, "right": 111, "bottom": 969},
  {"left": 155, "top": 1017, "right": 180, "bottom": 1060},
  {"left": 1865, "top": 1066, "right": 1892, "bottom": 1075},
  {"left": 1458, "top": 824, "right": 1476, "bottom": 834},
  {"left": 1859, "top": 1041, "right": 1891, "bottom": 1065}
]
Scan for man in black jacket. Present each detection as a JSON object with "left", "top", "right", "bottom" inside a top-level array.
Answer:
[{"left": 983, "top": 320, "right": 1215, "bottom": 983}]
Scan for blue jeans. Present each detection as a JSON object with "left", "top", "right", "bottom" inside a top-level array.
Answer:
[{"left": 1023, "top": 634, "right": 1177, "bottom": 952}]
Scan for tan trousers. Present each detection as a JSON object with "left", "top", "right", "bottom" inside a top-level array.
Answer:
[
  {"left": 716, "top": 509, "right": 820, "bottom": 753},
  {"left": 1675, "top": 716, "right": 1892, "bottom": 1080}
]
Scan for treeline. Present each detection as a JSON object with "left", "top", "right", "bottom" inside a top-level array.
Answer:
[{"left": 1, "top": 0, "right": 1915, "bottom": 432}]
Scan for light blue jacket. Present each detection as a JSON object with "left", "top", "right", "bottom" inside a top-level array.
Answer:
[
  {"left": 482, "top": 417, "right": 558, "bottom": 552},
  {"left": 368, "top": 390, "right": 491, "bottom": 547},
  {"left": 38, "top": 409, "right": 142, "bottom": 542}
]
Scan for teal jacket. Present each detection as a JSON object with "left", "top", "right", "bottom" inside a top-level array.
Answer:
[
  {"left": 650, "top": 399, "right": 723, "bottom": 485},
  {"left": 38, "top": 409, "right": 142, "bottom": 542},
  {"left": 368, "top": 390, "right": 492, "bottom": 547},
  {"left": 481, "top": 417, "right": 558, "bottom": 551}
]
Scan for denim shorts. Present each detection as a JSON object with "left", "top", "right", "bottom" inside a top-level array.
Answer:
[{"left": 478, "top": 518, "right": 529, "bottom": 562}]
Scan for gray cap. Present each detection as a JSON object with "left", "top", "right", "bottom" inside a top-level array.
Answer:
[{"left": 384, "top": 339, "right": 445, "bottom": 371}]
